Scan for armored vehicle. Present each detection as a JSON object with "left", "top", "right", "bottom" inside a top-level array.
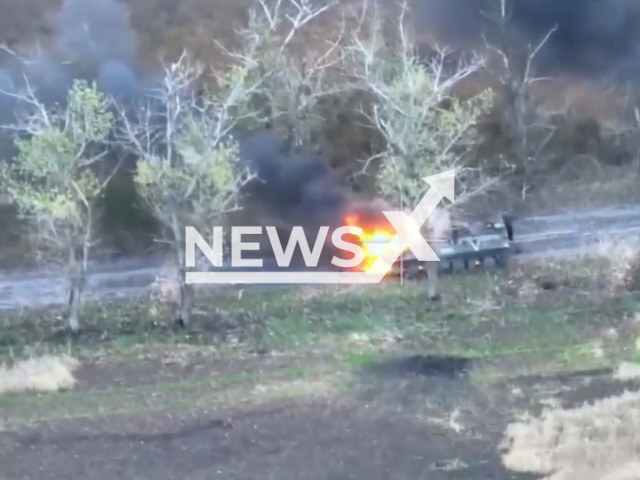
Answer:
[{"left": 389, "top": 214, "right": 514, "bottom": 277}]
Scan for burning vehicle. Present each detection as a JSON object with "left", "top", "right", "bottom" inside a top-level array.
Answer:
[
  {"left": 238, "top": 132, "right": 515, "bottom": 279},
  {"left": 340, "top": 199, "right": 515, "bottom": 278}
]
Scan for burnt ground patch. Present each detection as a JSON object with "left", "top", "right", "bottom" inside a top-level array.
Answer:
[
  {"left": 344, "top": 352, "right": 640, "bottom": 476},
  {"left": 350, "top": 355, "right": 514, "bottom": 448},
  {"left": 350, "top": 354, "right": 484, "bottom": 418},
  {"left": 361, "top": 354, "right": 473, "bottom": 380}
]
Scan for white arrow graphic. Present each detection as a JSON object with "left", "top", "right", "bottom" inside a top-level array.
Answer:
[{"left": 366, "top": 169, "right": 455, "bottom": 276}]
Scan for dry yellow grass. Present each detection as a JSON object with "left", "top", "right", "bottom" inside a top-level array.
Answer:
[
  {"left": 615, "top": 362, "right": 640, "bottom": 381},
  {"left": 593, "top": 237, "right": 640, "bottom": 293},
  {"left": 510, "top": 236, "right": 640, "bottom": 299},
  {"left": 0, "top": 354, "right": 81, "bottom": 395},
  {"left": 500, "top": 389, "right": 640, "bottom": 480},
  {"left": 149, "top": 262, "right": 181, "bottom": 305}
]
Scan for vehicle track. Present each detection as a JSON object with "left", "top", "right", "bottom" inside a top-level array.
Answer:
[{"left": 2, "top": 205, "right": 640, "bottom": 310}]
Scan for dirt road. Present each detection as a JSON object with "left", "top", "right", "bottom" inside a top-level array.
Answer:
[{"left": 2, "top": 205, "right": 640, "bottom": 310}]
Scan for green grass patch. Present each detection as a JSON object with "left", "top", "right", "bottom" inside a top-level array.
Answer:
[
  {"left": 0, "top": 359, "right": 342, "bottom": 430},
  {"left": 0, "top": 258, "right": 638, "bottom": 394},
  {"left": 2, "top": 263, "right": 640, "bottom": 428},
  {"left": 1, "top": 269, "right": 639, "bottom": 362}
]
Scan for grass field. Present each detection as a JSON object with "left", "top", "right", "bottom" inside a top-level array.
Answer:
[{"left": 2, "top": 251, "right": 640, "bottom": 479}]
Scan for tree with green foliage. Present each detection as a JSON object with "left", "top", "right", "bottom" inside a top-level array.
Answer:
[
  {"left": 0, "top": 80, "right": 117, "bottom": 333},
  {"left": 347, "top": 0, "right": 497, "bottom": 211},
  {"left": 118, "top": 53, "right": 261, "bottom": 326},
  {"left": 341, "top": 0, "right": 499, "bottom": 300},
  {"left": 119, "top": 0, "right": 349, "bottom": 326}
]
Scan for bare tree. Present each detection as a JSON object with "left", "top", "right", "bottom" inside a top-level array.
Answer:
[
  {"left": 481, "top": 0, "right": 557, "bottom": 197},
  {"left": 117, "top": 52, "right": 261, "bottom": 326},
  {"left": 0, "top": 79, "right": 117, "bottom": 333},
  {"left": 213, "top": 0, "right": 350, "bottom": 149}
]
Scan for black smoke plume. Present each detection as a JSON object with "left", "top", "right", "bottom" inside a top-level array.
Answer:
[
  {"left": 413, "top": 0, "right": 640, "bottom": 80},
  {"left": 238, "top": 132, "right": 349, "bottom": 228}
]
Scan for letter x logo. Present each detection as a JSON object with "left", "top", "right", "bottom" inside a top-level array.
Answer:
[{"left": 367, "top": 170, "right": 455, "bottom": 271}]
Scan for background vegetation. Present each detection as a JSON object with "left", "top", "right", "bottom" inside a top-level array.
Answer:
[
  {"left": 1, "top": 0, "right": 639, "bottom": 257},
  {"left": 1, "top": 0, "right": 640, "bottom": 284}
]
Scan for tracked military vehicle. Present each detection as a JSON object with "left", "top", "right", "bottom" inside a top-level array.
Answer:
[{"left": 389, "top": 214, "right": 515, "bottom": 277}]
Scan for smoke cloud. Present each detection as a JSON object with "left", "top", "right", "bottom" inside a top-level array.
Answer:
[
  {"left": 238, "top": 132, "right": 348, "bottom": 226},
  {"left": 0, "top": 0, "right": 141, "bottom": 108},
  {"left": 412, "top": 0, "right": 640, "bottom": 79},
  {"left": 0, "top": 0, "right": 638, "bottom": 122},
  {"left": 0, "top": 0, "right": 639, "bottom": 225},
  {"left": 0, "top": 0, "right": 637, "bottom": 110}
]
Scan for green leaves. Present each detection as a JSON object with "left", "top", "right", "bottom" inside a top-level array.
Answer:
[
  {"left": 347, "top": 15, "right": 496, "bottom": 209},
  {"left": 123, "top": 50, "right": 265, "bottom": 245},
  {"left": 133, "top": 136, "right": 245, "bottom": 230},
  {"left": 13, "top": 130, "right": 75, "bottom": 179},
  {"left": 174, "top": 122, "right": 239, "bottom": 191},
  {"left": 67, "top": 80, "right": 114, "bottom": 145},
  {"left": 0, "top": 79, "right": 114, "bottom": 250},
  {"left": 371, "top": 58, "right": 494, "bottom": 207}
]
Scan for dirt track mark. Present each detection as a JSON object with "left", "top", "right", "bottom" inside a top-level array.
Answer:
[{"left": 6, "top": 418, "right": 233, "bottom": 446}]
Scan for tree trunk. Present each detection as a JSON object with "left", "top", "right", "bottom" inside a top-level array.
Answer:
[
  {"left": 67, "top": 247, "right": 86, "bottom": 334},
  {"left": 425, "top": 261, "right": 440, "bottom": 300},
  {"left": 513, "top": 89, "right": 530, "bottom": 186},
  {"left": 179, "top": 280, "right": 193, "bottom": 327},
  {"left": 68, "top": 279, "right": 82, "bottom": 333},
  {"left": 173, "top": 217, "right": 193, "bottom": 327}
]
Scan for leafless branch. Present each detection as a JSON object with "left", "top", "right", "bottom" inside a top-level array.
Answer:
[
  {"left": 281, "top": 0, "right": 334, "bottom": 51},
  {"left": 345, "top": 0, "right": 494, "bottom": 208},
  {"left": 0, "top": 43, "right": 39, "bottom": 65},
  {"left": 0, "top": 74, "right": 51, "bottom": 131},
  {"left": 257, "top": 0, "right": 283, "bottom": 29},
  {"left": 523, "top": 24, "right": 558, "bottom": 85}
]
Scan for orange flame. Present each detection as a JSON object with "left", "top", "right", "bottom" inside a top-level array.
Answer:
[{"left": 344, "top": 214, "right": 397, "bottom": 274}]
